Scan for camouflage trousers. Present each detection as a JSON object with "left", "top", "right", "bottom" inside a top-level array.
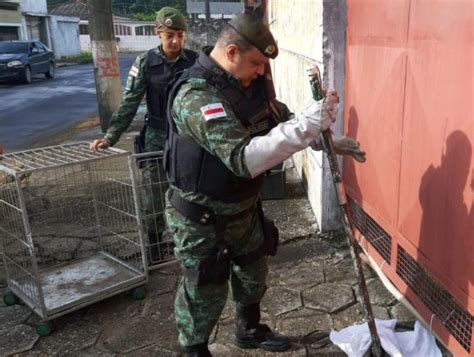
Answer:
[
  {"left": 164, "top": 194, "right": 268, "bottom": 347},
  {"left": 141, "top": 126, "right": 167, "bottom": 238}
]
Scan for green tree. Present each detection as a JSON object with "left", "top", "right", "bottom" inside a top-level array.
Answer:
[{"left": 112, "top": 0, "right": 186, "bottom": 17}]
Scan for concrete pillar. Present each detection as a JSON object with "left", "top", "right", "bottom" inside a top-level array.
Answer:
[
  {"left": 320, "top": 0, "right": 347, "bottom": 232},
  {"left": 87, "top": 0, "right": 121, "bottom": 132}
]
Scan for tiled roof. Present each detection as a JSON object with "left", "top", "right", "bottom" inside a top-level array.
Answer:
[
  {"left": 49, "top": 0, "right": 90, "bottom": 20},
  {"left": 49, "top": 1, "right": 137, "bottom": 23}
]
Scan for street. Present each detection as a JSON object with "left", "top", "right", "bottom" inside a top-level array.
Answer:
[{"left": 0, "top": 53, "right": 136, "bottom": 152}]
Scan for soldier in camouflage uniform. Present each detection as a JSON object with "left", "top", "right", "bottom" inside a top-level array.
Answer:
[
  {"left": 164, "top": 13, "right": 345, "bottom": 357},
  {"left": 90, "top": 7, "right": 197, "bottom": 263}
]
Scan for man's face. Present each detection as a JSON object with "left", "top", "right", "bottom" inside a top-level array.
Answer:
[
  {"left": 230, "top": 46, "right": 268, "bottom": 88},
  {"left": 158, "top": 29, "right": 185, "bottom": 57}
]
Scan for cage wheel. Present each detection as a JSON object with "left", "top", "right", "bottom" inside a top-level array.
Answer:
[
  {"left": 132, "top": 286, "right": 146, "bottom": 300},
  {"left": 36, "top": 321, "right": 53, "bottom": 337},
  {"left": 3, "top": 291, "right": 18, "bottom": 306}
]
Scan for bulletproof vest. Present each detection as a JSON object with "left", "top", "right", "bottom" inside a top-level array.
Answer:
[
  {"left": 164, "top": 48, "right": 281, "bottom": 203},
  {"left": 145, "top": 48, "right": 198, "bottom": 130}
]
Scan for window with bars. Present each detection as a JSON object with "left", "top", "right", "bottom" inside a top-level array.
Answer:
[
  {"left": 79, "top": 24, "right": 89, "bottom": 35},
  {"left": 135, "top": 25, "right": 155, "bottom": 36},
  {"left": 114, "top": 25, "right": 131, "bottom": 36}
]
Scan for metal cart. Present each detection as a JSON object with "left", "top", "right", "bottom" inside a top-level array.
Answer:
[
  {"left": 129, "top": 151, "right": 175, "bottom": 270},
  {"left": 0, "top": 143, "right": 147, "bottom": 335}
]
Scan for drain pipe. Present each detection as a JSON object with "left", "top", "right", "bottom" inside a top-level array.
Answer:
[{"left": 360, "top": 251, "right": 449, "bottom": 352}]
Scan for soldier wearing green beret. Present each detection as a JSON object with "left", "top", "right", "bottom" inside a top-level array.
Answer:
[
  {"left": 163, "top": 12, "right": 351, "bottom": 356},
  {"left": 165, "top": 10, "right": 366, "bottom": 356},
  {"left": 90, "top": 7, "right": 198, "bottom": 265}
]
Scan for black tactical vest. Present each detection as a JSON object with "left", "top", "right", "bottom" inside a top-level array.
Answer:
[
  {"left": 145, "top": 48, "right": 198, "bottom": 130},
  {"left": 164, "top": 48, "right": 284, "bottom": 203}
]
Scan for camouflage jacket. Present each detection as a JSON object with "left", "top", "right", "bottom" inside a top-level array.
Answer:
[
  {"left": 104, "top": 46, "right": 194, "bottom": 146},
  {"left": 170, "top": 75, "right": 260, "bottom": 216}
]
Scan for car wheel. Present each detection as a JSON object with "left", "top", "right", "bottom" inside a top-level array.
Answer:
[
  {"left": 21, "top": 66, "right": 32, "bottom": 84},
  {"left": 45, "top": 62, "right": 55, "bottom": 78}
]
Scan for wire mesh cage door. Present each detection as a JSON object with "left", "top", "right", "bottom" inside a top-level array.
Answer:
[
  {"left": 129, "top": 151, "right": 175, "bottom": 269},
  {"left": 0, "top": 143, "right": 147, "bottom": 322}
]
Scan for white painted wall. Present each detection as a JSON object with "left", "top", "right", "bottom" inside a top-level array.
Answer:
[
  {"left": 116, "top": 32, "right": 158, "bottom": 52},
  {"left": 80, "top": 34, "right": 90, "bottom": 51},
  {"left": 49, "top": 15, "right": 81, "bottom": 59},
  {"left": 79, "top": 21, "right": 159, "bottom": 53},
  {"left": 269, "top": 0, "right": 345, "bottom": 232},
  {"left": 20, "top": 0, "right": 47, "bottom": 14}
]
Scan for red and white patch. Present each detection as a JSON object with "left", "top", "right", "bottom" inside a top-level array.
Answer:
[
  {"left": 129, "top": 65, "right": 139, "bottom": 77},
  {"left": 200, "top": 103, "right": 227, "bottom": 121}
]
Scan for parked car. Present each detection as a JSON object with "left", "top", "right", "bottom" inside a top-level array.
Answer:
[{"left": 0, "top": 41, "right": 55, "bottom": 84}]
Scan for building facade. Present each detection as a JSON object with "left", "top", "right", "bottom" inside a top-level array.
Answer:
[
  {"left": 0, "top": 0, "right": 24, "bottom": 41},
  {"left": 0, "top": 0, "right": 80, "bottom": 59},
  {"left": 50, "top": 1, "right": 159, "bottom": 53},
  {"left": 186, "top": 1, "right": 243, "bottom": 19},
  {"left": 269, "top": 1, "right": 473, "bottom": 355}
]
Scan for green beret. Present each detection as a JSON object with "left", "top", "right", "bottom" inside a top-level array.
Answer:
[
  {"left": 228, "top": 13, "right": 278, "bottom": 59},
  {"left": 156, "top": 7, "right": 187, "bottom": 31}
]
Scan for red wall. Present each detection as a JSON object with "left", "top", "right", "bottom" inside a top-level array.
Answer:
[{"left": 344, "top": 1, "right": 473, "bottom": 355}]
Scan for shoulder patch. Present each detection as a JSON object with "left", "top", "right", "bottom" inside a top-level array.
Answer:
[
  {"left": 129, "top": 65, "right": 139, "bottom": 77},
  {"left": 200, "top": 103, "right": 227, "bottom": 121}
]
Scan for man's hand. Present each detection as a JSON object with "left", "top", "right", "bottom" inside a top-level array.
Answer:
[
  {"left": 322, "top": 90, "right": 339, "bottom": 126},
  {"left": 297, "top": 90, "right": 339, "bottom": 132},
  {"left": 90, "top": 139, "right": 111, "bottom": 152},
  {"left": 333, "top": 136, "right": 366, "bottom": 163},
  {"left": 244, "top": 91, "right": 341, "bottom": 178}
]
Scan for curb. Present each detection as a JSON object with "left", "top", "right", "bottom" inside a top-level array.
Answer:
[{"left": 56, "top": 62, "right": 81, "bottom": 68}]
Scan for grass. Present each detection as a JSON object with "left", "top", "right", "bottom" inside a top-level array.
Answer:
[
  {"left": 60, "top": 50, "right": 93, "bottom": 64},
  {"left": 75, "top": 50, "right": 93, "bottom": 64}
]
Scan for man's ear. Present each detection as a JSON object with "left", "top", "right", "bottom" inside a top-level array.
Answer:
[{"left": 226, "top": 44, "right": 239, "bottom": 63}]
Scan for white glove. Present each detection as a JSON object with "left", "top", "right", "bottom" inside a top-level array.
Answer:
[{"left": 244, "top": 92, "right": 338, "bottom": 178}]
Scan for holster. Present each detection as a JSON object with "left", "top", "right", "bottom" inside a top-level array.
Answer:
[
  {"left": 182, "top": 241, "right": 232, "bottom": 287},
  {"left": 233, "top": 201, "right": 279, "bottom": 266},
  {"left": 169, "top": 189, "right": 239, "bottom": 287}
]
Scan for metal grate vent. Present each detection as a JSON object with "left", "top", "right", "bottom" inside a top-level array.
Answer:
[
  {"left": 397, "top": 245, "right": 473, "bottom": 352},
  {"left": 348, "top": 197, "right": 392, "bottom": 264}
]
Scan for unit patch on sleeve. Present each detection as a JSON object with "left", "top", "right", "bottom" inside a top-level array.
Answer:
[
  {"left": 129, "top": 65, "right": 139, "bottom": 77},
  {"left": 200, "top": 103, "right": 227, "bottom": 121}
]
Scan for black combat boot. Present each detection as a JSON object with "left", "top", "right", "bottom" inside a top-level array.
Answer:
[
  {"left": 184, "top": 341, "right": 212, "bottom": 357},
  {"left": 234, "top": 303, "right": 290, "bottom": 352}
]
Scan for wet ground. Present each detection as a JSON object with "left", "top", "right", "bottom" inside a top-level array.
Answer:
[{"left": 0, "top": 53, "right": 136, "bottom": 152}]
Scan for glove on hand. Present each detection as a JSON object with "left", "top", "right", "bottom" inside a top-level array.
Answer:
[
  {"left": 244, "top": 92, "right": 339, "bottom": 178},
  {"left": 321, "top": 90, "right": 339, "bottom": 128},
  {"left": 310, "top": 135, "right": 367, "bottom": 163},
  {"left": 333, "top": 136, "right": 366, "bottom": 162},
  {"left": 296, "top": 90, "right": 338, "bottom": 132},
  {"left": 332, "top": 136, "right": 366, "bottom": 163}
]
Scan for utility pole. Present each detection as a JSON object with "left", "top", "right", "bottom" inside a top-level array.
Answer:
[
  {"left": 87, "top": 0, "right": 121, "bottom": 132},
  {"left": 204, "top": 0, "right": 210, "bottom": 22}
]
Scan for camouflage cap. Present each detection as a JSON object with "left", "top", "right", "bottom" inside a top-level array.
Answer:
[
  {"left": 156, "top": 7, "right": 187, "bottom": 31},
  {"left": 228, "top": 13, "right": 278, "bottom": 59}
]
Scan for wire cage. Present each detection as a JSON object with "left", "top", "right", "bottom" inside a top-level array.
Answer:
[
  {"left": 0, "top": 143, "right": 147, "bottom": 328},
  {"left": 129, "top": 151, "right": 175, "bottom": 270}
]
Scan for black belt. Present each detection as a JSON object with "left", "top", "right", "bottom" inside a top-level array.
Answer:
[{"left": 168, "top": 188, "right": 254, "bottom": 226}]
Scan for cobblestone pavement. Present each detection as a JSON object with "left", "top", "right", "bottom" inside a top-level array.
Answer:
[{"left": 0, "top": 122, "right": 444, "bottom": 356}]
